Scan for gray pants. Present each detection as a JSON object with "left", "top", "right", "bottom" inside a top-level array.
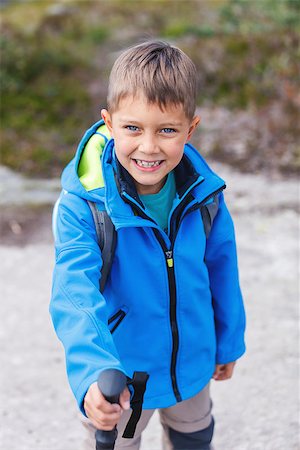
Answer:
[{"left": 80, "top": 384, "right": 213, "bottom": 450}]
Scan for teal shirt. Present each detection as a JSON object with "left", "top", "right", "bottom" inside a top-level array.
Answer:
[{"left": 140, "top": 172, "right": 176, "bottom": 232}]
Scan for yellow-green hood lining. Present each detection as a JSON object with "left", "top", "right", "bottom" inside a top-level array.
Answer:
[{"left": 78, "top": 123, "right": 111, "bottom": 191}]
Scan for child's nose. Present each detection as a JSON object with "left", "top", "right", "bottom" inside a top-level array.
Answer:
[{"left": 139, "top": 134, "right": 159, "bottom": 154}]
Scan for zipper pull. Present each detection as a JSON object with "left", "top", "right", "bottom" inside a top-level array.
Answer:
[{"left": 165, "top": 251, "right": 174, "bottom": 268}]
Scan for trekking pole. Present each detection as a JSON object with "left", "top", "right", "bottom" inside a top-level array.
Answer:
[{"left": 95, "top": 369, "right": 127, "bottom": 450}]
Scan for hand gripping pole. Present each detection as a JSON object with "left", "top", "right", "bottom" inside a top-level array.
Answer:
[{"left": 95, "top": 369, "right": 127, "bottom": 450}]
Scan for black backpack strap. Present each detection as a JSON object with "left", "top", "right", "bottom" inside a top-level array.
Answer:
[
  {"left": 87, "top": 200, "right": 116, "bottom": 292},
  {"left": 200, "top": 194, "right": 219, "bottom": 239},
  {"left": 122, "top": 371, "right": 149, "bottom": 439}
]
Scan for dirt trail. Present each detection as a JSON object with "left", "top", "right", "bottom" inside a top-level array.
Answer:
[{"left": 1, "top": 163, "right": 299, "bottom": 450}]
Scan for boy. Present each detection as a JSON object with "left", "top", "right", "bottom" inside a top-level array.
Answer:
[{"left": 50, "top": 41, "right": 246, "bottom": 449}]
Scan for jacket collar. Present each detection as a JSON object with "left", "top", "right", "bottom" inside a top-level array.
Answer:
[{"left": 101, "top": 138, "right": 225, "bottom": 228}]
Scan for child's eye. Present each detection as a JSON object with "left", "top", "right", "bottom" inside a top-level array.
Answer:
[
  {"left": 125, "top": 125, "right": 139, "bottom": 132},
  {"left": 161, "top": 128, "right": 176, "bottom": 134}
]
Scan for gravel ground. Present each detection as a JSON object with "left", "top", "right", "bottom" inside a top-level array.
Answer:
[{"left": 0, "top": 164, "right": 299, "bottom": 450}]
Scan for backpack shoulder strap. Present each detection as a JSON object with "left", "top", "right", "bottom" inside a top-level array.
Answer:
[
  {"left": 87, "top": 200, "right": 117, "bottom": 292},
  {"left": 200, "top": 194, "right": 219, "bottom": 239}
]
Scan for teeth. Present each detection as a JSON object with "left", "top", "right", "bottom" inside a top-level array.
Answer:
[{"left": 135, "top": 159, "right": 161, "bottom": 168}]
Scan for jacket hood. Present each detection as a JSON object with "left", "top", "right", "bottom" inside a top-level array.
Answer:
[
  {"left": 61, "top": 119, "right": 110, "bottom": 203},
  {"left": 61, "top": 119, "right": 226, "bottom": 210}
]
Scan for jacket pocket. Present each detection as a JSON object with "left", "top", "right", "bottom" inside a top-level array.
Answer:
[{"left": 108, "top": 306, "right": 128, "bottom": 334}]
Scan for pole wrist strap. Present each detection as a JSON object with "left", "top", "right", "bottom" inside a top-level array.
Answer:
[{"left": 122, "top": 371, "right": 149, "bottom": 439}]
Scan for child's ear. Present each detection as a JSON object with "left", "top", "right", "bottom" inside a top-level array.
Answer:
[
  {"left": 187, "top": 115, "right": 200, "bottom": 141},
  {"left": 101, "top": 109, "right": 113, "bottom": 136}
]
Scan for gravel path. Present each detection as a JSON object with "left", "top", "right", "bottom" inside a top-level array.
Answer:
[{"left": 1, "top": 164, "right": 299, "bottom": 449}]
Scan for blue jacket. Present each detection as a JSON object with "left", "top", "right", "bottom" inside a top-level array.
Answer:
[{"left": 50, "top": 120, "right": 246, "bottom": 414}]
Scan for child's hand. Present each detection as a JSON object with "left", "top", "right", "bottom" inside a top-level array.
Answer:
[
  {"left": 84, "top": 382, "right": 131, "bottom": 430},
  {"left": 212, "top": 362, "right": 236, "bottom": 381}
]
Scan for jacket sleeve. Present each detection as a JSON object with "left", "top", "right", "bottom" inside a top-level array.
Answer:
[
  {"left": 204, "top": 192, "right": 246, "bottom": 364},
  {"left": 50, "top": 192, "right": 127, "bottom": 415}
]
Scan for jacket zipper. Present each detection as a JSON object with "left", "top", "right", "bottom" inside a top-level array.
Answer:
[
  {"left": 153, "top": 231, "right": 182, "bottom": 402},
  {"left": 122, "top": 192, "right": 182, "bottom": 401},
  {"left": 162, "top": 185, "right": 225, "bottom": 400}
]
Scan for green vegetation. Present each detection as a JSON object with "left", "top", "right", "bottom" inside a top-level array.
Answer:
[{"left": 1, "top": 0, "right": 299, "bottom": 176}]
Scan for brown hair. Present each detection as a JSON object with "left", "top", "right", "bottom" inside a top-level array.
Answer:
[{"left": 107, "top": 40, "right": 198, "bottom": 120}]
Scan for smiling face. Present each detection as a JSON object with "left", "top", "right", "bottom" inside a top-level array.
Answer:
[{"left": 101, "top": 95, "right": 200, "bottom": 195}]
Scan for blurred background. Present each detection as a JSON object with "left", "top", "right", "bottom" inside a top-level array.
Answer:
[
  {"left": 1, "top": 0, "right": 299, "bottom": 178},
  {"left": 1, "top": 1, "right": 299, "bottom": 449}
]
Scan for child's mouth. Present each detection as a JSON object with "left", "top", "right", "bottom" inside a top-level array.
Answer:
[{"left": 134, "top": 159, "right": 163, "bottom": 168}]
